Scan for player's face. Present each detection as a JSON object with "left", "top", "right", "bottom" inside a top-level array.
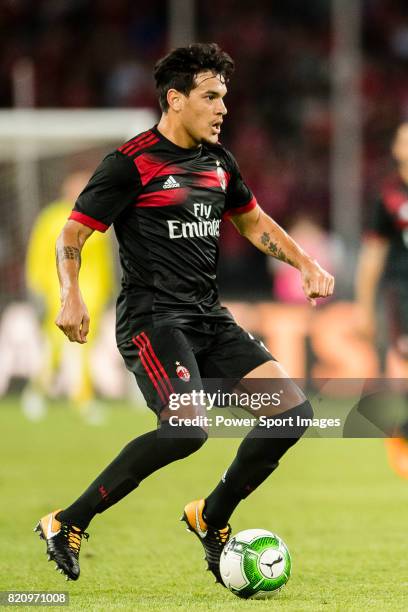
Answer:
[
  {"left": 392, "top": 123, "right": 408, "bottom": 165},
  {"left": 179, "top": 71, "right": 228, "bottom": 145}
]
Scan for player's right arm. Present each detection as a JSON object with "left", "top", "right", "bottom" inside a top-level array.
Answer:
[
  {"left": 355, "top": 235, "right": 389, "bottom": 339},
  {"left": 54, "top": 151, "right": 141, "bottom": 343},
  {"left": 55, "top": 220, "right": 94, "bottom": 343}
]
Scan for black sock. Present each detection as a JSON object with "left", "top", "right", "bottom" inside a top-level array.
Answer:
[
  {"left": 343, "top": 385, "right": 405, "bottom": 438},
  {"left": 400, "top": 392, "right": 408, "bottom": 439},
  {"left": 401, "top": 392, "right": 408, "bottom": 439},
  {"left": 204, "top": 400, "right": 313, "bottom": 528},
  {"left": 58, "top": 422, "right": 207, "bottom": 530}
]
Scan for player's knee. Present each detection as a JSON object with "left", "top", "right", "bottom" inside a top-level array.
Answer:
[
  {"left": 237, "top": 400, "right": 313, "bottom": 468},
  {"left": 247, "top": 399, "right": 313, "bottom": 452},
  {"left": 159, "top": 422, "right": 208, "bottom": 459},
  {"left": 178, "top": 425, "right": 208, "bottom": 456},
  {"left": 285, "top": 399, "right": 314, "bottom": 437},
  {"left": 290, "top": 398, "right": 314, "bottom": 421}
]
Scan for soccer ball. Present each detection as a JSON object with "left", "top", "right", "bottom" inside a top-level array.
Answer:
[{"left": 219, "top": 529, "right": 291, "bottom": 599}]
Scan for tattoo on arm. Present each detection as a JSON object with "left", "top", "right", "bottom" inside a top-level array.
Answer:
[
  {"left": 56, "top": 246, "right": 81, "bottom": 265},
  {"left": 260, "top": 232, "right": 296, "bottom": 266}
]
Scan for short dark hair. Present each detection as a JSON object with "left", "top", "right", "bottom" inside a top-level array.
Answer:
[{"left": 153, "top": 43, "right": 234, "bottom": 112}]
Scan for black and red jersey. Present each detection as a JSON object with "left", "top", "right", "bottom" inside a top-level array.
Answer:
[
  {"left": 367, "top": 174, "right": 408, "bottom": 281},
  {"left": 70, "top": 125, "right": 257, "bottom": 343}
]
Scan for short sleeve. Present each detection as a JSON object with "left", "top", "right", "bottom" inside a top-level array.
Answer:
[
  {"left": 69, "top": 152, "right": 141, "bottom": 232},
  {"left": 223, "top": 151, "right": 257, "bottom": 219},
  {"left": 365, "top": 196, "right": 394, "bottom": 239}
]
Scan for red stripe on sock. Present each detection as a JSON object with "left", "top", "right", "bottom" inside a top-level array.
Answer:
[
  {"left": 140, "top": 332, "right": 175, "bottom": 394},
  {"left": 132, "top": 337, "right": 168, "bottom": 405}
]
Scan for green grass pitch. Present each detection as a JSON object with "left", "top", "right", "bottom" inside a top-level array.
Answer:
[{"left": 0, "top": 397, "right": 406, "bottom": 611}]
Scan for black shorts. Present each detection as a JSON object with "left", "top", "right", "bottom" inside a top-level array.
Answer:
[{"left": 118, "top": 320, "right": 274, "bottom": 414}]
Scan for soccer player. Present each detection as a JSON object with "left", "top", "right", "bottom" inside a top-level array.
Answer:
[
  {"left": 355, "top": 122, "right": 408, "bottom": 476},
  {"left": 35, "top": 44, "right": 334, "bottom": 583}
]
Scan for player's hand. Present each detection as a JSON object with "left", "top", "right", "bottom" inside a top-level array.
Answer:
[
  {"left": 55, "top": 290, "right": 90, "bottom": 344},
  {"left": 300, "top": 259, "right": 335, "bottom": 306}
]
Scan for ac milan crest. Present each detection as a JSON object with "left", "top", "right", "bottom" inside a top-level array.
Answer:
[
  {"left": 175, "top": 361, "right": 190, "bottom": 382},
  {"left": 216, "top": 160, "right": 227, "bottom": 192}
]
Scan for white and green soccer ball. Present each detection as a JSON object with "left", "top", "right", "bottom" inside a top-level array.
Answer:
[{"left": 219, "top": 529, "right": 291, "bottom": 599}]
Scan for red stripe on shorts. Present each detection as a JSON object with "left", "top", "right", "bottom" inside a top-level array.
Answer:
[
  {"left": 139, "top": 332, "right": 175, "bottom": 395},
  {"left": 132, "top": 337, "right": 168, "bottom": 405}
]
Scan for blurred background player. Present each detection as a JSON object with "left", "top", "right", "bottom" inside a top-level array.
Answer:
[
  {"left": 355, "top": 122, "right": 408, "bottom": 478},
  {"left": 23, "top": 170, "right": 115, "bottom": 421}
]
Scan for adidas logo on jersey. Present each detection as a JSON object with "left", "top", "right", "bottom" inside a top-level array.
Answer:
[{"left": 163, "top": 175, "right": 180, "bottom": 189}]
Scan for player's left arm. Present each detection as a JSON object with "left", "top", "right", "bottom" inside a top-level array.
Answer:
[{"left": 230, "top": 204, "right": 335, "bottom": 305}]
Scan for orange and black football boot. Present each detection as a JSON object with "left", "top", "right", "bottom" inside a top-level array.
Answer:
[
  {"left": 34, "top": 509, "right": 89, "bottom": 580},
  {"left": 385, "top": 437, "right": 408, "bottom": 479},
  {"left": 181, "top": 499, "right": 231, "bottom": 585}
]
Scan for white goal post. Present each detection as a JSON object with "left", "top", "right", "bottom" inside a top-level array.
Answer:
[
  {"left": 0, "top": 108, "right": 157, "bottom": 295},
  {"left": 0, "top": 109, "right": 157, "bottom": 159}
]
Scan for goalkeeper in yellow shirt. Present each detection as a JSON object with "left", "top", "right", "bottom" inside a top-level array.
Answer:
[{"left": 24, "top": 171, "right": 115, "bottom": 418}]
